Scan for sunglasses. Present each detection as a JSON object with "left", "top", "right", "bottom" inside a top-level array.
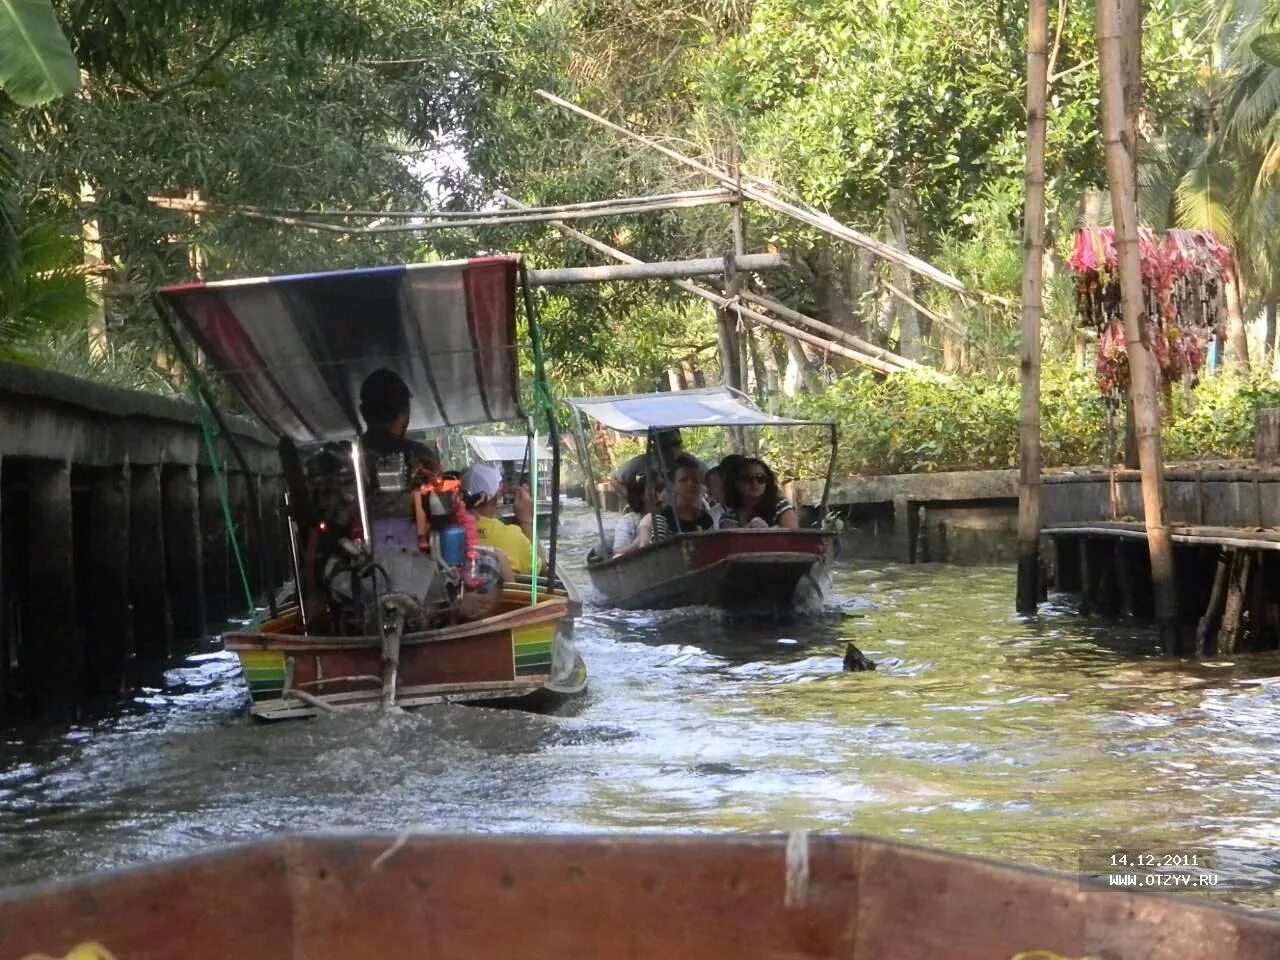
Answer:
[{"left": 738, "top": 473, "right": 768, "bottom": 484}]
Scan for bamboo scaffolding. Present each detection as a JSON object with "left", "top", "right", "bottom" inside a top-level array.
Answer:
[
  {"left": 1017, "top": 0, "right": 1049, "bottom": 614},
  {"left": 534, "top": 89, "right": 968, "bottom": 295},
  {"left": 738, "top": 290, "right": 922, "bottom": 373},
  {"left": 1096, "top": 0, "right": 1179, "bottom": 651},
  {"left": 496, "top": 192, "right": 907, "bottom": 376},
  {"left": 148, "top": 189, "right": 738, "bottom": 234},
  {"left": 881, "top": 281, "right": 966, "bottom": 336},
  {"left": 528, "top": 253, "right": 784, "bottom": 286}
]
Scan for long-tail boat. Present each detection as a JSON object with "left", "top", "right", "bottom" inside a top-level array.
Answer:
[
  {"left": 3, "top": 833, "right": 1277, "bottom": 959},
  {"left": 567, "top": 387, "right": 837, "bottom": 611},
  {"left": 155, "top": 257, "right": 586, "bottom": 719}
]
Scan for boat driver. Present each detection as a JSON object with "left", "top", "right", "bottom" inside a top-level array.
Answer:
[
  {"left": 357, "top": 367, "right": 441, "bottom": 488},
  {"left": 610, "top": 428, "right": 708, "bottom": 496}
]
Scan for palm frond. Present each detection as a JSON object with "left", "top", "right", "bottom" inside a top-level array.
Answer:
[
  {"left": 1224, "top": 60, "right": 1280, "bottom": 146},
  {"left": 1175, "top": 159, "right": 1238, "bottom": 241},
  {"left": 0, "top": 221, "right": 93, "bottom": 349}
]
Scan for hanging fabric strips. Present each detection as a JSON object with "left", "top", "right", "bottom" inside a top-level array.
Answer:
[{"left": 1070, "top": 226, "right": 1231, "bottom": 401}]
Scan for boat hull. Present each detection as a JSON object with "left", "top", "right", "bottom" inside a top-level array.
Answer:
[
  {"left": 586, "top": 529, "right": 834, "bottom": 611},
  {"left": 226, "top": 587, "right": 586, "bottom": 720},
  {"left": 4, "top": 834, "right": 1277, "bottom": 960}
]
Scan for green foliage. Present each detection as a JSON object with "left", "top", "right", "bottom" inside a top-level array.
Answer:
[
  {"left": 772, "top": 364, "right": 1271, "bottom": 480},
  {"left": 0, "top": 220, "right": 92, "bottom": 355},
  {"left": 0, "top": 0, "right": 79, "bottom": 105}
]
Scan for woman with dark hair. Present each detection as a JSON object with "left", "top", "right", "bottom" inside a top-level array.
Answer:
[
  {"left": 652, "top": 454, "right": 716, "bottom": 541},
  {"left": 612, "top": 469, "right": 660, "bottom": 556},
  {"left": 722, "top": 457, "right": 799, "bottom": 529}
]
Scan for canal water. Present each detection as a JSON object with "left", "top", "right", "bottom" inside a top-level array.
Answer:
[{"left": 4, "top": 511, "right": 1280, "bottom": 911}]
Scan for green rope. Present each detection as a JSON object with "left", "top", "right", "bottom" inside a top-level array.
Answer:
[{"left": 186, "top": 379, "right": 260, "bottom": 627}]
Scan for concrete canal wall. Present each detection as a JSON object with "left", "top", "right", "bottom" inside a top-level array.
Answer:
[
  {"left": 0, "top": 362, "right": 286, "bottom": 721},
  {"left": 791, "top": 470, "right": 1018, "bottom": 564}
]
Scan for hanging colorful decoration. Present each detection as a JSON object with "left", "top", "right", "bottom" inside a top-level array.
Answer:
[{"left": 1070, "top": 226, "right": 1231, "bottom": 400}]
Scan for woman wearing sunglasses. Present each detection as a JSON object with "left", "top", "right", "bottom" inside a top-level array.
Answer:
[{"left": 722, "top": 458, "right": 799, "bottom": 530}]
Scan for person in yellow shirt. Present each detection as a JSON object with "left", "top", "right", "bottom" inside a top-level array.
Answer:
[{"left": 463, "top": 463, "right": 541, "bottom": 575}]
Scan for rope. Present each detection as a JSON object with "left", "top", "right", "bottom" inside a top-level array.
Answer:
[{"left": 185, "top": 376, "right": 259, "bottom": 627}]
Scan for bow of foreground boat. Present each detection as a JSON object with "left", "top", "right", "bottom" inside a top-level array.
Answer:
[{"left": 4, "top": 834, "right": 1278, "bottom": 960}]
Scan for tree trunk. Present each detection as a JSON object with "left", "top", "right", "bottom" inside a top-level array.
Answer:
[
  {"left": 1225, "top": 265, "right": 1250, "bottom": 372},
  {"left": 886, "top": 189, "right": 921, "bottom": 361},
  {"left": 753, "top": 328, "right": 782, "bottom": 411},
  {"left": 1266, "top": 301, "right": 1278, "bottom": 377},
  {"left": 81, "top": 181, "right": 107, "bottom": 361},
  {"left": 1097, "top": 0, "right": 1179, "bottom": 653},
  {"left": 1017, "top": 0, "right": 1049, "bottom": 614}
]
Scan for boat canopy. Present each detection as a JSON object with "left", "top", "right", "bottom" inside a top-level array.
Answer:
[
  {"left": 156, "top": 257, "right": 522, "bottom": 444},
  {"left": 464, "top": 434, "right": 552, "bottom": 464},
  {"left": 564, "top": 387, "right": 824, "bottom": 433}
]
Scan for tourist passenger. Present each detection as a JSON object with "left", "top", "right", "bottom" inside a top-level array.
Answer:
[
  {"left": 651, "top": 454, "right": 716, "bottom": 541},
  {"left": 613, "top": 469, "right": 660, "bottom": 556},
  {"left": 464, "top": 463, "right": 541, "bottom": 575},
  {"left": 721, "top": 457, "right": 799, "bottom": 530}
]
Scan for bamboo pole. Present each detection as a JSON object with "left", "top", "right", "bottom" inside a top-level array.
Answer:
[
  {"left": 1096, "top": 0, "right": 1179, "bottom": 652},
  {"left": 495, "top": 192, "right": 907, "bottom": 375},
  {"left": 534, "top": 89, "right": 968, "bottom": 294},
  {"left": 527, "top": 253, "right": 784, "bottom": 285},
  {"left": 148, "top": 190, "right": 738, "bottom": 233},
  {"left": 739, "top": 290, "right": 921, "bottom": 372},
  {"left": 1017, "top": 0, "right": 1049, "bottom": 614}
]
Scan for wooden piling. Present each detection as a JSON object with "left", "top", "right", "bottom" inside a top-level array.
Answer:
[
  {"left": 1195, "top": 548, "right": 1230, "bottom": 656},
  {"left": 86, "top": 465, "right": 133, "bottom": 697},
  {"left": 1218, "top": 549, "right": 1252, "bottom": 655},
  {"left": 199, "top": 467, "right": 231, "bottom": 625},
  {"left": 163, "top": 465, "right": 207, "bottom": 640},
  {"left": 892, "top": 495, "right": 919, "bottom": 563},
  {"left": 130, "top": 464, "right": 173, "bottom": 661},
  {"left": 27, "top": 460, "right": 80, "bottom": 716}
]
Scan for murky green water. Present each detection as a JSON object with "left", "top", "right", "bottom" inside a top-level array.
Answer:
[{"left": 4, "top": 513, "right": 1280, "bottom": 911}]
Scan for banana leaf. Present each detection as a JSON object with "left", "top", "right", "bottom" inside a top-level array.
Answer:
[{"left": 0, "top": 0, "right": 80, "bottom": 106}]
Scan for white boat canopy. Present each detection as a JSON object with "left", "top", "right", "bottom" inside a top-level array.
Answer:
[
  {"left": 564, "top": 387, "right": 826, "bottom": 433},
  {"left": 465, "top": 434, "right": 552, "bottom": 463}
]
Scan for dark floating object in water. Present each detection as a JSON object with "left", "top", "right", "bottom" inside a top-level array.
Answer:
[{"left": 843, "top": 642, "right": 876, "bottom": 672}]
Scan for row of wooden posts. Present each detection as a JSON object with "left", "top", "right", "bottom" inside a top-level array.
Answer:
[
  {"left": 1017, "top": 0, "right": 1182, "bottom": 652},
  {"left": 1051, "top": 534, "right": 1280, "bottom": 656},
  {"left": 1, "top": 455, "right": 286, "bottom": 720}
]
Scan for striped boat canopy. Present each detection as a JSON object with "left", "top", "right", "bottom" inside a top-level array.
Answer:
[
  {"left": 564, "top": 387, "right": 823, "bottom": 432},
  {"left": 157, "top": 257, "right": 522, "bottom": 443},
  {"left": 464, "top": 434, "right": 552, "bottom": 464}
]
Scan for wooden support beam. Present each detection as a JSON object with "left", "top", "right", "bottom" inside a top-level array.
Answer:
[
  {"left": 1196, "top": 548, "right": 1229, "bottom": 656},
  {"left": 1218, "top": 549, "right": 1251, "bottom": 655}
]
